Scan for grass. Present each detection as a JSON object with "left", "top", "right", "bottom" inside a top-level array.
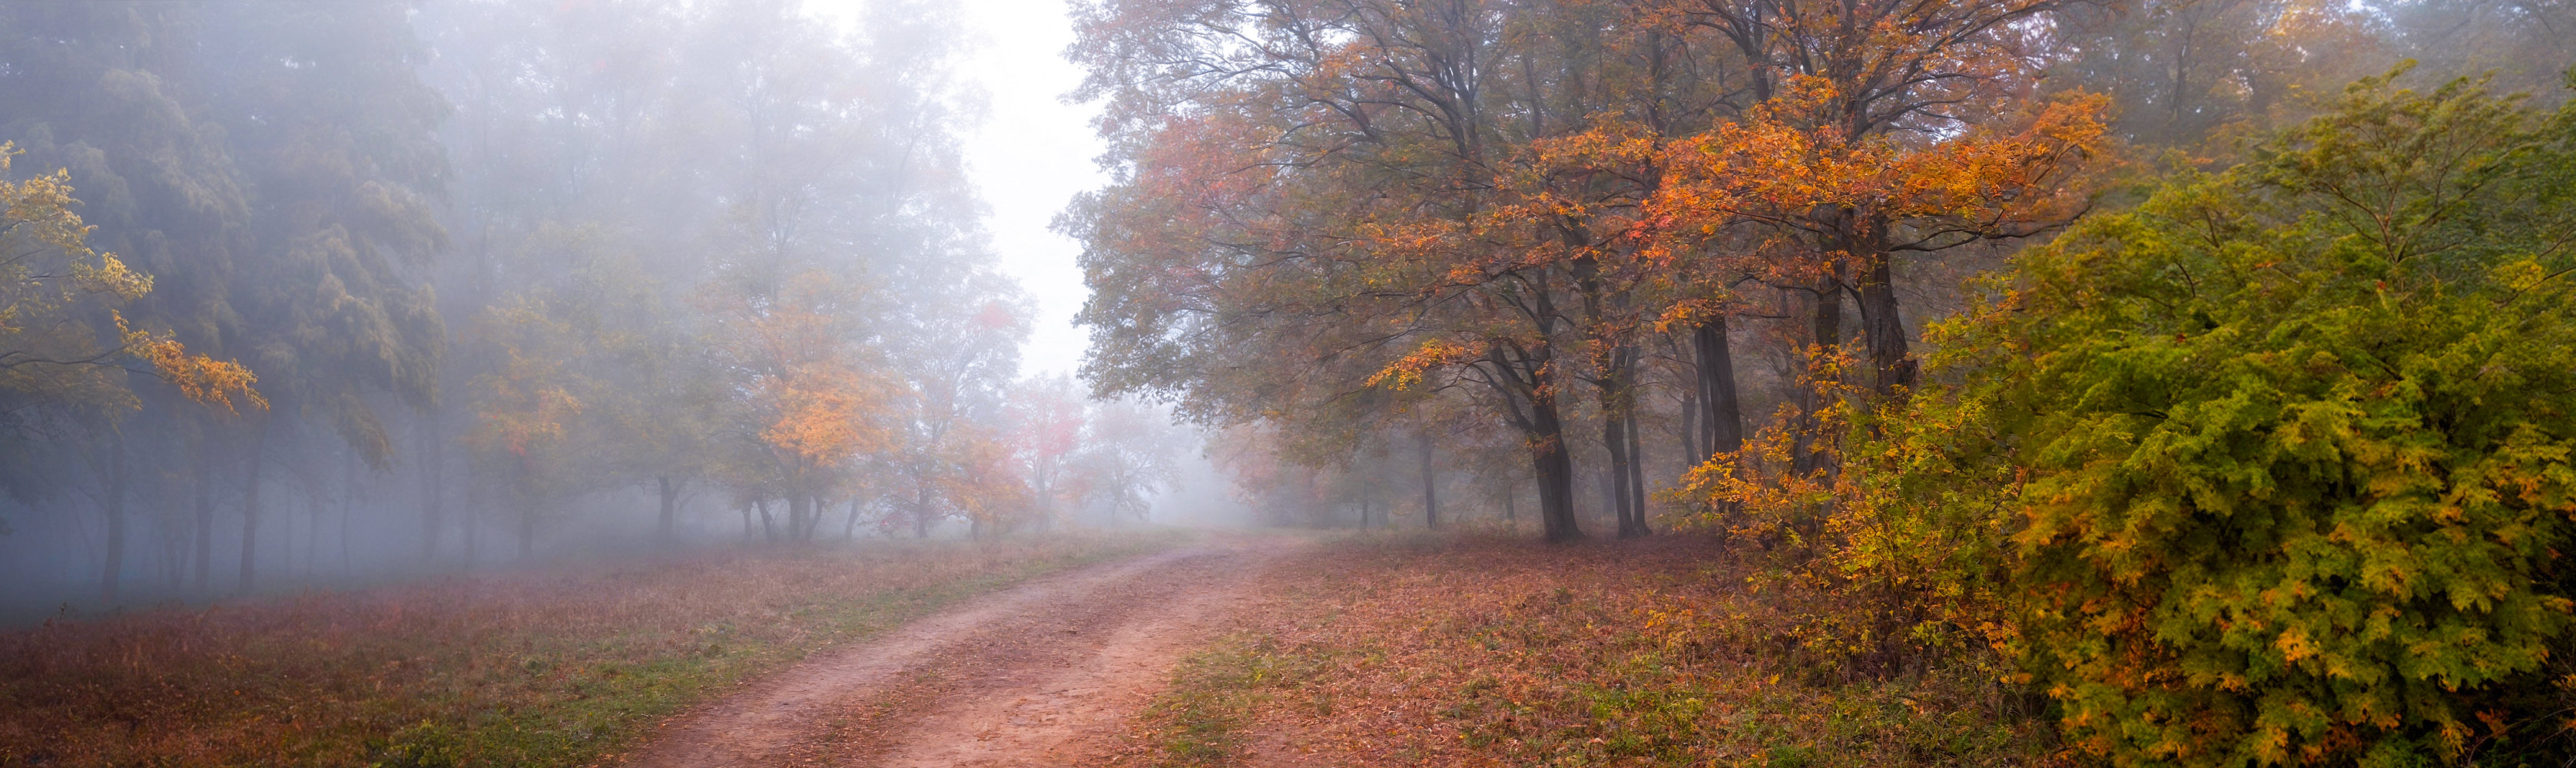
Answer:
[
  {"left": 1114, "top": 531, "right": 2059, "bottom": 768},
  {"left": 0, "top": 531, "right": 1178, "bottom": 768}
]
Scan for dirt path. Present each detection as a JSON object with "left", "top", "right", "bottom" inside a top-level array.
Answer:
[{"left": 621, "top": 534, "right": 1289, "bottom": 768}]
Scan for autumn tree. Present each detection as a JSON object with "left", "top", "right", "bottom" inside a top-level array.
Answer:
[
  {"left": 710, "top": 273, "right": 894, "bottom": 542},
  {"left": 1010, "top": 375, "right": 1091, "bottom": 529},
  {"left": 0, "top": 0, "right": 1033, "bottom": 605},
  {"left": 1, "top": 2, "right": 266, "bottom": 594},
  {"left": 0, "top": 144, "right": 263, "bottom": 601},
  {"left": 883, "top": 290, "right": 1029, "bottom": 538},
  {"left": 465, "top": 296, "right": 590, "bottom": 559},
  {"left": 1069, "top": 0, "right": 1712, "bottom": 541},
  {"left": 1069, "top": 397, "right": 1185, "bottom": 524}
]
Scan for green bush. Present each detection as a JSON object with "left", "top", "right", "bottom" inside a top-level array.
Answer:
[
  {"left": 368, "top": 721, "right": 461, "bottom": 768},
  {"left": 1912, "top": 69, "right": 2576, "bottom": 766}
]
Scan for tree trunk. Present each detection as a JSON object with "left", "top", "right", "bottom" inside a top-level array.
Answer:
[
  {"left": 1504, "top": 483, "right": 1517, "bottom": 522},
  {"left": 1604, "top": 346, "right": 1649, "bottom": 539},
  {"left": 339, "top": 475, "right": 353, "bottom": 578},
  {"left": 1794, "top": 268, "right": 1845, "bottom": 475},
  {"left": 1595, "top": 463, "right": 1618, "bottom": 530},
  {"left": 757, "top": 498, "right": 777, "bottom": 542},
  {"left": 239, "top": 419, "right": 270, "bottom": 595},
  {"left": 516, "top": 455, "right": 537, "bottom": 560},
  {"left": 420, "top": 417, "right": 444, "bottom": 561},
  {"left": 1815, "top": 255, "right": 1847, "bottom": 351},
  {"left": 656, "top": 475, "right": 680, "bottom": 546},
  {"left": 321, "top": 449, "right": 349, "bottom": 576},
  {"left": 913, "top": 485, "right": 932, "bottom": 538},
  {"left": 1528, "top": 394, "right": 1583, "bottom": 542},
  {"left": 305, "top": 482, "right": 322, "bottom": 578},
  {"left": 1624, "top": 406, "right": 1650, "bottom": 538},
  {"left": 1359, "top": 498, "right": 1371, "bottom": 530},
  {"left": 1693, "top": 316, "right": 1744, "bottom": 460},
  {"left": 463, "top": 481, "right": 481, "bottom": 567},
  {"left": 100, "top": 430, "right": 127, "bottom": 604},
  {"left": 1417, "top": 430, "right": 1439, "bottom": 531},
  {"left": 844, "top": 498, "right": 862, "bottom": 540},
  {"left": 159, "top": 499, "right": 183, "bottom": 594},
  {"left": 1679, "top": 376, "right": 1700, "bottom": 468},
  {"left": 193, "top": 439, "right": 213, "bottom": 593},
  {"left": 787, "top": 495, "right": 809, "bottom": 542},
  {"left": 1603, "top": 411, "right": 1636, "bottom": 537},
  {"left": 516, "top": 496, "right": 536, "bottom": 560},
  {"left": 1855, "top": 244, "right": 1914, "bottom": 393}
]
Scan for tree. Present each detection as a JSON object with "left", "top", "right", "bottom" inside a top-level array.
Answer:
[
  {"left": 2, "top": 144, "right": 264, "bottom": 601},
  {"left": 1068, "top": 0, "right": 1689, "bottom": 541},
  {"left": 711, "top": 273, "right": 894, "bottom": 542},
  {"left": 1071, "top": 398, "right": 1184, "bottom": 523},
  {"left": 1011, "top": 374, "right": 1091, "bottom": 529},
  {"left": 0, "top": 146, "right": 263, "bottom": 415}
]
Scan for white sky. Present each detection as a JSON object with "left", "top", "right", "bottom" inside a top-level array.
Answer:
[
  {"left": 960, "top": 0, "right": 1107, "bottom": 381},
  {"left": 811, "top": 0, "right": 1109, "bottom": 381}
]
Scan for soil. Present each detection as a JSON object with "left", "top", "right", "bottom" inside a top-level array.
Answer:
[{"left": 619, "top": 533, "right": 1291, "bottom": 767}]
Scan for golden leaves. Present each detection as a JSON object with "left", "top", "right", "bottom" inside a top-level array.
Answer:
[
  {"left": 756, "top": 363, "right": 890, "bottom": 465},
  {"left": 730, "top": 273, "right": 894, "bottom": 469},
  {"left": 2, "top": 141, "right": 266, "bottom": 415},
  {"left": 1366, "top": 339, "right": 1480, "bottom": 391},
  {"left": 472, "top": 343, "right": 584, "bottom": 458},
  {"left": 118, "top": 313, "right": 267, "bottom": 414},
  {"left": 1643, "top": 81, "right": 2112, "bottom": 257}
]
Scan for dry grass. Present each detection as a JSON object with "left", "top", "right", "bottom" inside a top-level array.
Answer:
[
  {"left": 1115, "top": 533, "right": 2059, "bottom": 768},
  {"left": 0, "top": 531, "right": 1175, "bottom": 768}
]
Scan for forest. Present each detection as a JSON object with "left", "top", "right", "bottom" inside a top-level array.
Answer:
[
  {"left": 0, "top": 0, "right": 1192, "bottom": 612},
  {"left": 6, "top": 0, "right": 2576, "bottom": 766}
]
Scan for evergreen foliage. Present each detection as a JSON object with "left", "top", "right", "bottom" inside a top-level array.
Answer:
[{"left": 1881, "top": 70, "right": 2576, "bottom": 765}]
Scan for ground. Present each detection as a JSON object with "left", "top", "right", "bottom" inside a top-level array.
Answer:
[
  {"left": 1099, "top": 533, "right": 2054, "bottom": 768},
  {"left": 622, "top": 535, "right": 1281, "bottom": 767},
  {"left": 0, "top": 530, "right": 2052, "bottom": 767}
]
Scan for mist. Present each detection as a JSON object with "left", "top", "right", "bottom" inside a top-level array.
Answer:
[
  {"left": 10, "top": 0, "right": 2576, "bottom": 766},
  {"left": 0, "top": 0, "right": 1267, "bottom": 622}
]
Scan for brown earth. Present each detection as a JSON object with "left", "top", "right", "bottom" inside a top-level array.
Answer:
[{"left": 618, "top": 533, "right": 1294, "bottom": 768}]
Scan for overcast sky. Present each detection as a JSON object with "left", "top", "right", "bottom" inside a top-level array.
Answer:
[{"left": 811, "top": 0, "right": 1108, "bottom": 381}]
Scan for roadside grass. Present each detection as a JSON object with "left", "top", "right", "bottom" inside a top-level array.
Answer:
[
  {"left": 1119, "top": 532, "right": 2056, "bottom": 767},
  {"left": 0, "top": 531, "right": 1179, "bottom": 768}
]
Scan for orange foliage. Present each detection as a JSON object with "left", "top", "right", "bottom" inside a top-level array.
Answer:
[
  {"left": 757, "top": 365, "right": 886, "bottom": 465},
  {"left": 716, "top": 271, "right": 895, "bottom": 502},
  {"left": 474, "top": 347, "right": 583, "bottom": 458},
  {"left": 115, "top": 312, "right": 267, "bottom": 414},
  {"left": 1638, "top": 78, "right": 2111, "bottom": 292}
]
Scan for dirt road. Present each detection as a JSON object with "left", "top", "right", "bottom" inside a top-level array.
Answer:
[{"left": 621, "top": 535, "right": 1288, "bottom": 767}]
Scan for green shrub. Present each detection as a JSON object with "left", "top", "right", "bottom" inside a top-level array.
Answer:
[
  {"left": 368, "top": 721, "right": 460, "bottom": 768},
  {"left": 1915, "top": 69, "right": 2576, "bottom": 766}
]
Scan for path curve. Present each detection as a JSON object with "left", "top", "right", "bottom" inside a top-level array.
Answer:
[{"left": 622, "top": 534, "right": 1286, "bottom": 767}]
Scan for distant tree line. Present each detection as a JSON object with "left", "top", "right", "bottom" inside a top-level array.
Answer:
[{"left": 0, "top": 0, "right": 1178, "bottom": 611}]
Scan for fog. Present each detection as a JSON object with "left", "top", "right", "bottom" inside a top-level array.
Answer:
[
  {"left": 6, "top": 0, "right": 2568, "bottom": 621},
  {"left": 0, "top": 0, "right": 1257, "bottom": 621}
]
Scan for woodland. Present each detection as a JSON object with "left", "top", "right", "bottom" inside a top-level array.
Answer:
[
  {"left": 5, "top": 0, "right": 2576, "bottom": 766},
  {"left": 0, "top": 0, "right": 1187, "bottom": 611},
  {"left": 1063, "top": 0, "right": 2576, "bottom": 763}
]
